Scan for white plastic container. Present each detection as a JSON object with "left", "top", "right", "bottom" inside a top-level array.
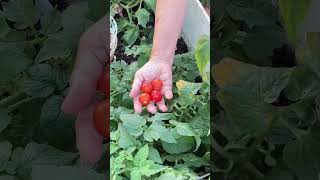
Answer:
[{"left": 182, "top": 0, "right": 210, "bottom": 50}]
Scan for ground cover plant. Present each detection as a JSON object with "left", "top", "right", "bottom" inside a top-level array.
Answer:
[
  {"left": 0, "top": 0, "right": 108, "bottom": 179},
  {"left": 110, "top": 0, "right": 210, "bottom": 179},
  {"left": 212, "top": 0, "right": 320, "bottom": 180}
]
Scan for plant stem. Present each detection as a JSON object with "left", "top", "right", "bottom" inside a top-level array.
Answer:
[
  {"left": 244, "top": 162, "right": 264, "bottom": 179},
  {"left": 0, "top": 92, "right": 26, "bottom": 108},
  {"left": 8, "top": 97, "right": 38, "bottom": 111}
]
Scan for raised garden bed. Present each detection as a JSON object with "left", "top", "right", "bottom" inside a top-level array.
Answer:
[{"left": 110, "top": 0, "right": 210, "bottom": 179}]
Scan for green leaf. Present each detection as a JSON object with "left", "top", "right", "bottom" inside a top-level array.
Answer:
[
  {"left": 122, "top": 25, "right": 139, "bottom": 46},
  {"left": 149, "top": 147, "right": 162, "bottom": 164},
  {"left": 169, "top": 120, "right": 194, "bottom": 136},
  {"left": 195, "top": 35, "right": 210, "bottom": 84},
  {"left": 40, "top": 8, "right": 62, "bottom": 34},
  {"left": 214, "top": 58, "right": 292, "bottom": 135},
  {"left": 120, "top": 114, "right": 146, "bottom": 137},
  {"left": 283, "top": 135, "right": 320, "bottom": 180},
  {"left": 0, "top": 109, "right": 11, "bottom": 134},
  {"left": 143, "top": 122, "right": 176, "bottom": 143},
  {"left": 21, "top": 64, "right": 66, "bottom": 98},
  {"left": 0, "top": 43, "right": 30, "bottom": 84},
  {"left": 133, "top": 144, "right": 149, "bottom": 166},
  {"left": 143, "top": 0, "right": 157, "bottom": 12},
  {"left": 35, "top": 34, "right": 71, "bottom": 63},
  {"left": 0, "top": 141, "right": 12, "bottom": 171},
  {"left": 278, "top": 0, "right": 312, "bottom": 44},
  {"left": 162, "top": 136, "right": 195, "bottom": 154},
  {"left": 8, "top": 143, "right": 77, "bottom": 177},
  {"left": 2, "top": 0, "right": 40, "bottom": 28},
  {"left": 39, "top": 95, "right": 75, "bottom": 149},
  {"left": 135, "top": 8, "right": 150, "bottom": 28},
  {"left": 118, "top": 124, "right": 137, "bottom": 149},
  {"left": 31, "top": 165, "right": 105, "bottom": 180}
]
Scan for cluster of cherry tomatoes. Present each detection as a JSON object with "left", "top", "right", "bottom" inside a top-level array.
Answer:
[
  {"left": 94, "top": 71, "right": 109, "bottom": 138},
  {"left": 139, "top": 79, "right": 163, "bottom": 106}
]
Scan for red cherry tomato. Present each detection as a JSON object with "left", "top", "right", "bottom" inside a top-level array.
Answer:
[
  {"left": 150, "top": 90, "right": 162, "bottom": 102},
  {"left": 97, "top": 71, "right": 109, "bottom": 95},
  {"left": 140, "top": 83, "right": 153, "bottom": 93},
  {"left": 151, "top": 79, "right": 163, "bottom": 90},
  {"left": 139, "top": 93, "right": 151, "bottom": 106},
  {"left": 94, "top": 100, "right": 109, "bottom": 138}
]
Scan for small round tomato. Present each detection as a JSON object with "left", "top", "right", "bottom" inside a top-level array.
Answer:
[
  {"left": 151, "top": 79, "right": 163, "bottom": 90},
  {"left": 97, "top": 71, "right": 109, "bottom": 95},
  {"left": 140, "top": 83, "right": 153, "bottom": 93},
  {"left": 150, "top": 90, "right": 162, "bottom": 102},
  {"left": 139, "top": 93, "right": 151, "bottom": 106},
  {"left": 94, "top": 100, "right": 109, "bottom": 138}
]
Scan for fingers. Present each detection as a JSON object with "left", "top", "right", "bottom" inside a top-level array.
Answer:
[
  {"left": 160, "top": 72, "right": 173, "bottom": 100},
  {"left": 146, "top": 102, "right": 157, "bottom": 114},
  {"left": 133, "top": 96, "right": 142, "bottom": 113},
  {"left": 62, "top": 16, "right": 108, "bottom": 114},
  {"left": 130, "top": 72, "right": 144, "bottom": 98},
  {"left": 156, "top": 98, "right": 168, "bottom": 112},
  {"left": 75, "top": 104, "right": 103, "bottom": 164}
]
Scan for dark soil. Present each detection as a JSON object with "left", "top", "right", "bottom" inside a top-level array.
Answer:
[{"left": 114, "top": 37, "right": 189, "bottom": 64}]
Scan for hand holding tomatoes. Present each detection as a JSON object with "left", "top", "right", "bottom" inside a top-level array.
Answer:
[{"left": 138, "top": 79, "right": 164, "bottom": 112}]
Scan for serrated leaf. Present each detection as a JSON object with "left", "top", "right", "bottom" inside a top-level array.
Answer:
[
  {"left": 133, "top": 144, "right": 149, "bottom": 166},
  {"left": 169, "top": 120, "right": 194, "bottom": 136},
  {"left": 122, "top": 25, "right": 139, "bottom": 46},
  {"left": 120, "top": 114, "right": 146, "bottom": 137},
  {"left": 135, "top": 8, "right": 150, "bottom": 28},
  {"left": 162, "top": 136, "right": 195, "bottom": 154},
  {"left": 143, "top": 122, "right": 176, "bottom": 143},
  {"left": 149, "top": 147, "right": 162, "bottom": 164}
]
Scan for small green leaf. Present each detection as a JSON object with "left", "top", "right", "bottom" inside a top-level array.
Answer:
[
  {"left": 195, "top": 35, "right": 210, "bottom": 84},
  {"left": 133, "top": 144, "right": 149, "bottom": 166},
  {"left": 122, "top": 25, "right": 139, "bottom": 46},
  {"left": 162, "top": 136, "right": 195, "bottom": 154},
  {"left": 169, "top": 120, "right": 194, "bottom": 136},
  {"left": 149, "top": 147, "right": 162, "bottom": 164},
  {"left": 144, "top": 0, "right": 157, "bottom": 12},
  {"left": 135, "top": 8, "right": 150, "bottom": 28}
]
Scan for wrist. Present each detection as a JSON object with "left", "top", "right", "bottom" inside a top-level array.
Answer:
[{"left": 149, "top": 49, "right": 175, "bottom": 66}]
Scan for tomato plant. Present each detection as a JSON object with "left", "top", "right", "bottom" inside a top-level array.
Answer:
[{"left": 110, "top": 1, "right": 210, "bottom": 179}]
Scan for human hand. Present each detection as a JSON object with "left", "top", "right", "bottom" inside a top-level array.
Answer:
[
  {"left": 62, "top": 16, "right": 108, "bottom": 164},
  {"left": 130, "top": 59, "right": 173, "bottom": 114}
]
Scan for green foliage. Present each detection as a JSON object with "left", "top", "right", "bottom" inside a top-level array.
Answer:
[
  {"left": 0, "top": 1, "right": 107, "bottom": 179},
  {"left": 213, "top": 1, "right": 320, "bottom": 180},
  {"left": 110, "top": 1, "right": 210, "bottom": 177}
]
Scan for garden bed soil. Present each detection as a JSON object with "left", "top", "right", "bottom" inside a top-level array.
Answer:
[{"left": 114, "top": 38, "right": 189, "bottom": 64}]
